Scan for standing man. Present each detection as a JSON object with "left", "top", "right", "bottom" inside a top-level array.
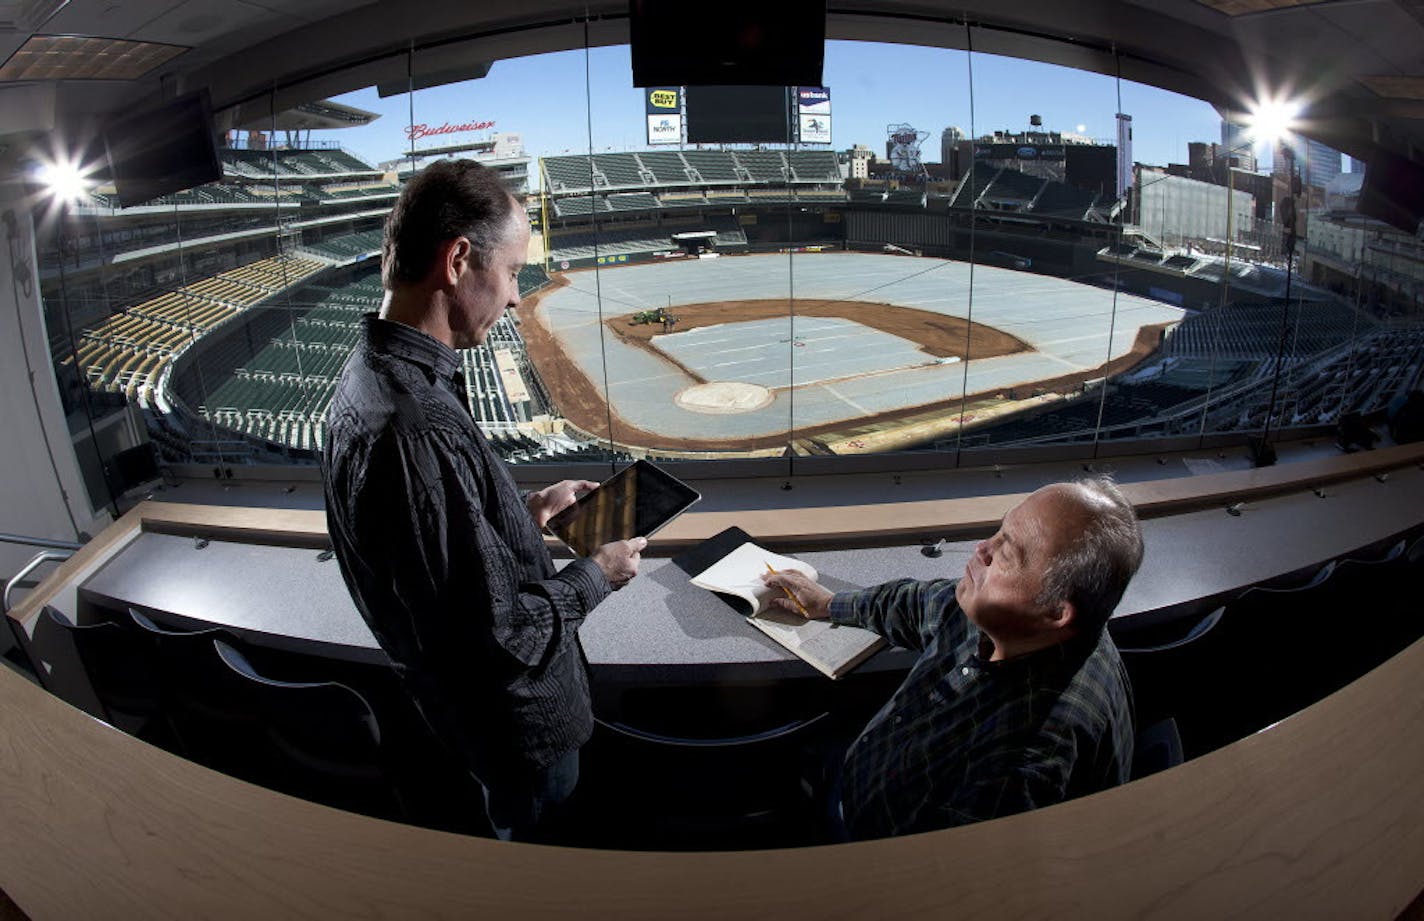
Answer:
[
  {"left": 323, "top": 159, "right": 645, "bottom": 841},
  {"left": 765, "top": 476, "right": 1143, "bottom": 839}
]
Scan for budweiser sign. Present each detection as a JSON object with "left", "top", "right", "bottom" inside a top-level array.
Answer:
[{"left": 405, "top": 119, "right": 496, "bottom": 142}]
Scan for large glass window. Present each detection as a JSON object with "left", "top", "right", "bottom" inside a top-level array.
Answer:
[{"left": 32, "top": 15, "right": 1421, "bottom": 491}]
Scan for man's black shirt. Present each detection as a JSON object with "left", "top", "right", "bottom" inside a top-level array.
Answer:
[{"left": 323, "top": 315, "right": 609, "bottom": 776}]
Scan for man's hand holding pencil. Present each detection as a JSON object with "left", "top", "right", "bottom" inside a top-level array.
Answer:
[{"left": 761, "top": 565, "right": 834, "bottom": 620}]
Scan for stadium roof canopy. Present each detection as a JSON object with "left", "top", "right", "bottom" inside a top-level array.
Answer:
[
  {"left": 230, "top": 98, "right": 380, "bottom": 133},
  {"left": 0, "top": 0, "right": 1421, "bottom": 171}
]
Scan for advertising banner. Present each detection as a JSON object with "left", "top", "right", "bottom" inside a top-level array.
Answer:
[
  {"left": 796, "top": 86, "right": 831, "bottom": 144},
  {"left": 647, "top": 113, "right": 682, "bottom": 145},
  {"left": 973, "top": 143, "right": 1066, "bottom": 161},
  {"left": 797, "top": 86, "right": 831, "bottom": 115},
  {"left": 645, "top": 86, "right": 681, "bottom": 144},
  {"left": 799, "top": 113, "right": 831, "bottom": 144},
  {"left": 645, "top": 86, "right": 681, "bottom": 115}
]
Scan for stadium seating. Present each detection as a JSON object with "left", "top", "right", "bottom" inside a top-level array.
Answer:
[
  {"left": 786, "top": 151, "right": 841, "bottom": 182},
  {"left": 170, "top": 266, "right": 563, "bottom": 458},
  {"left": 607, "top": 192, "right": 662, "bottom": 212},
  {"left": 592, "top": 154, "right": 646, "bottom": 189},
  {"left": 734, "top": 151, "right": 789, "bottom": 183},
  {"left": 1032, "top": 183, "right": 1100, "bottom": 220},
  {"left": 1162, "top": 300, "right": 1365, "bottom": 361},
  {"left": 681, "top": 151, "right": 741, "bottom": 183},
  {"left": 544, "top": 156, "right": 598, "bottom": 193},
  {"left": 301, "top": 229, "right": 385, "bottom": 262},
  {"left": 553, "top": 196, "right": 611, "bottom": 218},
  {"left": 70, "top": 253, "right": 326, "bottom": 407},
  {"left": 638, "top": 151, "right": 696, "bottom": 184},
  {"left": 981, "top": 167, "right": 1046, "bottom": 206},
  {"left": 951, "top": 162, "right": 1000, "bottom": 208}
]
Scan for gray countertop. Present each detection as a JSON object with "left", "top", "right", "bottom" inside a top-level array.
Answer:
[{"left": 80, "top": 465, "right": 1424, "bottom": 680}]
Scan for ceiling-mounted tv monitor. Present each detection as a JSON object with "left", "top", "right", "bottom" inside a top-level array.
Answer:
[
  {"left": 104, "top": 89, "right": 222, "bottom": 208},
  {"left": 630, "top": 0, "right": 825, "bottom": 87},
  {"left": 685, "top": 85, "right": 792, "bottom": 144}
]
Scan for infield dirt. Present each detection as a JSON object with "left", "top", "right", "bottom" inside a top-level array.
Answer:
[{"left": 515, "top": 275, "right": 1169, "bottom": 453}]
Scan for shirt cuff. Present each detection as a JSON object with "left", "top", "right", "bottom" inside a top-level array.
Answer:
[
  {"left": 828, "top": 591, "right": 861, "bottom": 627},
  {"left": 556, "top": 557, "right": 611, "bottom": 613}
]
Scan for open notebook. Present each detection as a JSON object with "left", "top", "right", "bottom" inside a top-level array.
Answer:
[{"left": 679, "top": 531, "right": 884, "bottom": 680}]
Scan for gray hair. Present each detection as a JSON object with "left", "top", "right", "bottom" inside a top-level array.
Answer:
[
  {"left": 382, "top": 158, "right": 520, "bottom": 289},
  {"left": 1036, "top": 475, "right": 1144, "bottom": 632}
]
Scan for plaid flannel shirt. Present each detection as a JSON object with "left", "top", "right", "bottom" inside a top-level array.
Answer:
[{"left": 831, "top": 578, "right": 1134, "bottom": 839}]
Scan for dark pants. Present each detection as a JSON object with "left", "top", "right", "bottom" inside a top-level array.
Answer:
[{"left": 483, "top": 749, "right": 580, "bottom": 843}]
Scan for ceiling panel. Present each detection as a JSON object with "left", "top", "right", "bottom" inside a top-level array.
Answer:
[
  {"left": 1223, "top": 2, "right": 1400, "bottom": 77},
  {"left": 1312, "top": 2, "right": 1424, "bottom": 73},
  {"left": 243, "top": 0, "right": 379, "bottom": 25},
  {"left": 0, "top": 34, "right": 187, "bottom": 80},
  {"left": 43, "top": 0, "right": 185, "bottom": 38},
  {"left": 130, "top": 0, "right": 287, "bottom": 46},
  {"left": 1358, "top": 74, "right": 1424, "bottom": 99}
]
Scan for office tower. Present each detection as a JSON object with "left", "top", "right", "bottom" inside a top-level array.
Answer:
[
  {"left": 1116, "top": 113, "right": 1133, "bottom": 199},
  {"left": 1305, "top": 138, "right": 1342, "bottom": 188}
]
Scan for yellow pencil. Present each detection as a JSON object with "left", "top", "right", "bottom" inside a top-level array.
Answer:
[{"left": 765, "top": 561, "right": 811, "bottom": 618}]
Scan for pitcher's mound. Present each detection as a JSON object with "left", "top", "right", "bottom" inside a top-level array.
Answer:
[{"left": 674, "top": 381, "right": 774, "bottom": 414}]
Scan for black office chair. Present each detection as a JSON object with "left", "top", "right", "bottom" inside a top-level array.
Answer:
[
  {"left": 1199, "top": 561, "right": 1342, "bottom": 751},
  {"left": 127, "top": 608, "right": 267, "bottom": 775},
  {"left": 1131, "top": 717, "right": 1184, "bottom": 780},
  {"left": 1118, "top": 606, "right": 1229, "bottom": 759},
  {"left": 39, "top": 607, "right": 169, "bottom": 746},
  {"left": 577, "top": 681, "right": 833, "bottom": 849},
  {"left": 1309, "top": 540, "right": 1419, "bottom": 686},
  {"left": 212, "top": 638, "right": 407, "bottom": 821}
]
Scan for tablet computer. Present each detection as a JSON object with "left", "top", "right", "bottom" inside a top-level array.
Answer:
[{"left": 546, "top": 459, "right": 700, "bottom": 557}]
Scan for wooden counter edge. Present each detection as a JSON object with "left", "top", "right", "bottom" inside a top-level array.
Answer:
[
  {"left": 11, "top": 443, "right": 1422, "bottom": 631},
  {"left": 0, "top": 627, "right": 1417, "bottom": 919},
  {"left": 5, "top": 505, "right": 145, "bottom": 630},
  {"left": 131, "top": 441, "right": 1424, "bottom": 549}
]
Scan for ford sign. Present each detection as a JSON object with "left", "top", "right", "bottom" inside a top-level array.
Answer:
[{"left": 1017, "top": 146, "right": 1038, "bottom": 158}]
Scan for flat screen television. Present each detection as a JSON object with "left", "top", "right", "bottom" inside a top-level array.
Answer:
[
  {"left": 685, "top": 85, "right": 792, "bottom": 144},
  {"left": 630, "top": 0, "right": 824, "bottom": 87},
  {"left": 104, "top": 89, "right": 222, "bottom": 208}
]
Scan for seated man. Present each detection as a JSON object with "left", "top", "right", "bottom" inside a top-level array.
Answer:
[{"left": 764, "top": 476, "right": 1143, "bottom": 839}]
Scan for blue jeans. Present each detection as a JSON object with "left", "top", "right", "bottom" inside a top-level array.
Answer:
[{"left": 483, "top": 750, "right": 580, "bottom": 843}]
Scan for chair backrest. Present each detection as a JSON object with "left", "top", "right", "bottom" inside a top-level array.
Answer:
[
  {"left": 41, "top": 607, "right": 160, "bottom": 734},
  {"left": 127, "top": 608, "right": 260, "bottom": 761},
  {"left": 212, "top": 639, "right": 400, "bottom": 819},
  {"left": 1131, "top": 717, "right": 1184, "bottom": 781},
  {"left": 1117, "top": 607, "right": 1231, "bottom": 757},
  {"left": 213, "top": 638, "right": 383, "bottom": 766}
]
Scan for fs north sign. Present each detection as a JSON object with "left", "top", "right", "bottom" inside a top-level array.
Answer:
[{"left": 645, "top": 86, "right": 682, "bottom": 145}]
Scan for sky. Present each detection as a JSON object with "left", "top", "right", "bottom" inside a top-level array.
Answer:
[{"left": 321, "top": 40, "right": 1239, "bottom": 177}]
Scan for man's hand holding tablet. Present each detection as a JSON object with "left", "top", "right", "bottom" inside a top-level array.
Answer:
[
  {"left": 546, "top": 462, "right": 701, "bottom": 584},
  {"left": 590, "top": 537, "right": 647, "bottom": 590}
]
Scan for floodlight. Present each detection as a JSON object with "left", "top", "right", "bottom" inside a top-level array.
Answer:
[
  {"left": 35, "top": 156, "right": 91, "bottom": 206},
  {"left": 1245, "top": 97, "right": 1301, "bottom": 144}
]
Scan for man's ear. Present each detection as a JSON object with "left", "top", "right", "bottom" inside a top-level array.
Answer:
[
  {"left": 437, "top": 236, "right": 472, "bottom": 287},
  {"left": 1044, "top": 599, "right": 1076, "bottom": 632}
]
